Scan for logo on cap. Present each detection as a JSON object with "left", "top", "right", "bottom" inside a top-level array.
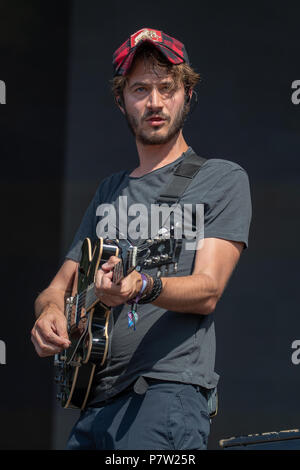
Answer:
[{"left": 130, "top": 29, "right": 163, "bottom": 48}]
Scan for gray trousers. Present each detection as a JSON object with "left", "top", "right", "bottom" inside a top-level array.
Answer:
[{"left": 66, "top": 379, "right": 211, "bottom": 450}]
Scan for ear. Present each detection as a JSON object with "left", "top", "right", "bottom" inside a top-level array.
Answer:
[
  {"left": 115, "top": 95, "right": 125, "bottom": 114},
  {"left": 185, "top": 88, "right": 193, "bottom": 104}
]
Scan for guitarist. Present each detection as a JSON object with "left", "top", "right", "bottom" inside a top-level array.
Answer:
[{"left": 31, "top": 28, "right": 252, "bottom": 450}]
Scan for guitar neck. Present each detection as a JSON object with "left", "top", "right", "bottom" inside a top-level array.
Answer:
[{"left": 81, "top": 260, "right": 124, "bottom": 311}]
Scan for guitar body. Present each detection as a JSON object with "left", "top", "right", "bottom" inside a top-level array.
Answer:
[
  {"left": 55, "top": 237, "right": 118, "bottom": 410},
  {"left": 54, "top": 231, "right": 181, "bottom": 410}
]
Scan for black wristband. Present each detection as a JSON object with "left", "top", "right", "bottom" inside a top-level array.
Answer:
[{"left": 137, "top": 277, "right": 163, "bottom": 304}]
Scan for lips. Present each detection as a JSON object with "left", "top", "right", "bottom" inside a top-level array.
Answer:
[{"left": 145, "top": 116, "right": 166, "bottom": 126}]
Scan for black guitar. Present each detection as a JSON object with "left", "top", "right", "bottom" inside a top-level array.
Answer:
[{"left": 54, "top": 231, "right": 182, "bottom": 410}]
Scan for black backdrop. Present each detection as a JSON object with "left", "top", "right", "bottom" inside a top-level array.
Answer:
[{"left": 0, "top": 0, "right": 300, "bottom": 450}]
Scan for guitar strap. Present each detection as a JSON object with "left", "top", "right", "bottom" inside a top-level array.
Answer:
[
  {"left": 153, "top": 149, "right": 207, "bottom": 238},
  {"left": 155, "top": 150, "right": 207, "bottom": 206},
  {"left": 135, "top": 151, "right": 219, "bottom": 418}
]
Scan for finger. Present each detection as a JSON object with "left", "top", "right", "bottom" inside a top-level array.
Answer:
[
  {"left": 31, "top": 332, "right": 48, "bottom": 357},
  {"left": 95, "top": 275, "right": 114, "bottom": 299},
  {"left": 101, "top": 256, "right": 120, "bottom": 271},
  {"left": 31, "top": 328, "right": 65, "bottom": 357},
  {"left": 95, "top": 269, "right": 104, "bottom": 289},
  {"left": 94, "top": 281, "right": 106, "bottom": 301},
  {"left": 101, "top": 274, "right": 117, "bottom": 292},
  {"left": 53, "top": 316, "right": 70, "bottom": 344},
  {"left": 103, "top": 270, "right": 114, "bottom": 281},
  {"left": 101, "top": 264, "right": 113, "bottom": 273},
  {"left": 36, "top": 320, "right": 70, "bottom": 348},
  {"left": 32, "top": 334, "right": 62, "bottom": 357},
  {"left": 94, "top": 276, "right": 122, "bottom": 305}
]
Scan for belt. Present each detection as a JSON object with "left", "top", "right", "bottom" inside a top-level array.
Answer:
[{"left": 88, "top": 376, "right": 209, "bottom": 408}]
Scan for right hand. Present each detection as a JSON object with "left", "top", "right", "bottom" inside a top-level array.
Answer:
[{"left": 31, "top": 304, "right": 71, "bottom": 357}]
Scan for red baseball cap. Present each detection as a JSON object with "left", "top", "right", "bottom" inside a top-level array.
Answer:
[{"left": 113, "top": 28, "right": 190, "bottom": 76}]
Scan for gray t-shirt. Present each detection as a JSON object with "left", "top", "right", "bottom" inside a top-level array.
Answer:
[{"left": 65, "top": 147, "right": 252, "bottom": 404}]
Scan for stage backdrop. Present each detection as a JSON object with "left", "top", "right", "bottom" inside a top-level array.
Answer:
[
  {"left": 0, "top": 0, "right": 71, "bottom": 449},
  {"left": 0, "top": 0, "right": 300, "bottom": 450}
]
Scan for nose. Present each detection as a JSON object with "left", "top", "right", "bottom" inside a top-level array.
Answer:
[{"left": 146, "top": 87, "right": 163, "bottom": 110}]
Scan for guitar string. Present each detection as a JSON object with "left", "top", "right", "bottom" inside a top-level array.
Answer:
[
  {"left": 75, "top": 245, "right": 154, "bottom": 312},
  {"left": 72, "top": 238, "right": 157, "bottom": 313},
  {"left": 73, "top": 262, "right": 124, "bottom": 313}
]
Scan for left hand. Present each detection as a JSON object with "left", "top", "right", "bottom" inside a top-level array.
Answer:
[{"left": 94, "top": 256, "right": 142, "bottom": 307}]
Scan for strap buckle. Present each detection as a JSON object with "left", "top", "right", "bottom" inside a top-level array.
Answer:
[{"left": 155, "top": 196, "right": 179, "bottom": 206}]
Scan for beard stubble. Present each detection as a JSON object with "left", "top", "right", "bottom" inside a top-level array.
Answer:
[{"left": 124, "top": 100, "right": 190, "bottom": 145}]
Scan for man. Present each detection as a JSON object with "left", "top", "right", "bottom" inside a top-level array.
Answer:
[{"left": 31, "top": 28, "right": 252, "bottom": 450}]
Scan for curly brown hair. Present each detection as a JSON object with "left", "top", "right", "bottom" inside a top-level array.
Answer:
[{"left": 111, "top": 43, "right": 200, "bottom": 102}]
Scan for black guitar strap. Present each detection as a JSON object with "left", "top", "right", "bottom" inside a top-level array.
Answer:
[
  {"left": 143, "top": 151, "right": 218, "bottom": 419},
  {"left": 155, "top": 150, "right": 207, "bottom": 206},
  {"left": 150, "top": 150, "right": 207, "bottom": 277}
]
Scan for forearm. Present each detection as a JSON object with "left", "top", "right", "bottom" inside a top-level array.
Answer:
[
  {"left": 34, "top": 287, "right": 66, "bottom": 319},
  {"left": 152, "top": 273, "right": 219, "bottom": 315},
  {"left": 95, "top": 257, "right": 219, "bottom": 314}
]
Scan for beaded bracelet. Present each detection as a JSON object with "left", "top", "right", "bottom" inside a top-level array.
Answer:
[
  {"left": 138, "top": 276, "right": 163, "bottom": 304},
  {"left": 138, "top": 272, "right": 153, "bottom": 299}
]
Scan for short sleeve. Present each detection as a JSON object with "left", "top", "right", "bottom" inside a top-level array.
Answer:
[
  {"left": 64, "top": 170, "right": 129, "bottom": 262},
  {"left": 65, "top": 190, "right": 100, "bottom": 262},
  {"left": 204, "top": 168, "right": 252, "bottom": 249}
]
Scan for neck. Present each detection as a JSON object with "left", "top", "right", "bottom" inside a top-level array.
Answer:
[{"left": 131, "top": 132, "right": 189, "bottom": 177}]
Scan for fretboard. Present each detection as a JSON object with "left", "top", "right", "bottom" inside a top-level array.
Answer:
[{"left": 77, "top": 260, "right": 124, "bottom": 312}]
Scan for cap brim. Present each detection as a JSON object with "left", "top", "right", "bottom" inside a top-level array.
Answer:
[{"left": 115, "top": 40, "right": 185, "bottom": 76}]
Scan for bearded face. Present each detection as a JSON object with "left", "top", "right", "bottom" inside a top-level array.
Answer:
[{"left": 121, "top": 58, "right": 190, "bottom": 146}]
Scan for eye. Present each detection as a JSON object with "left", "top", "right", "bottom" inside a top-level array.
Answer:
[{"left": 160, "top": 83, "right": 174, "bottom": 95}]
